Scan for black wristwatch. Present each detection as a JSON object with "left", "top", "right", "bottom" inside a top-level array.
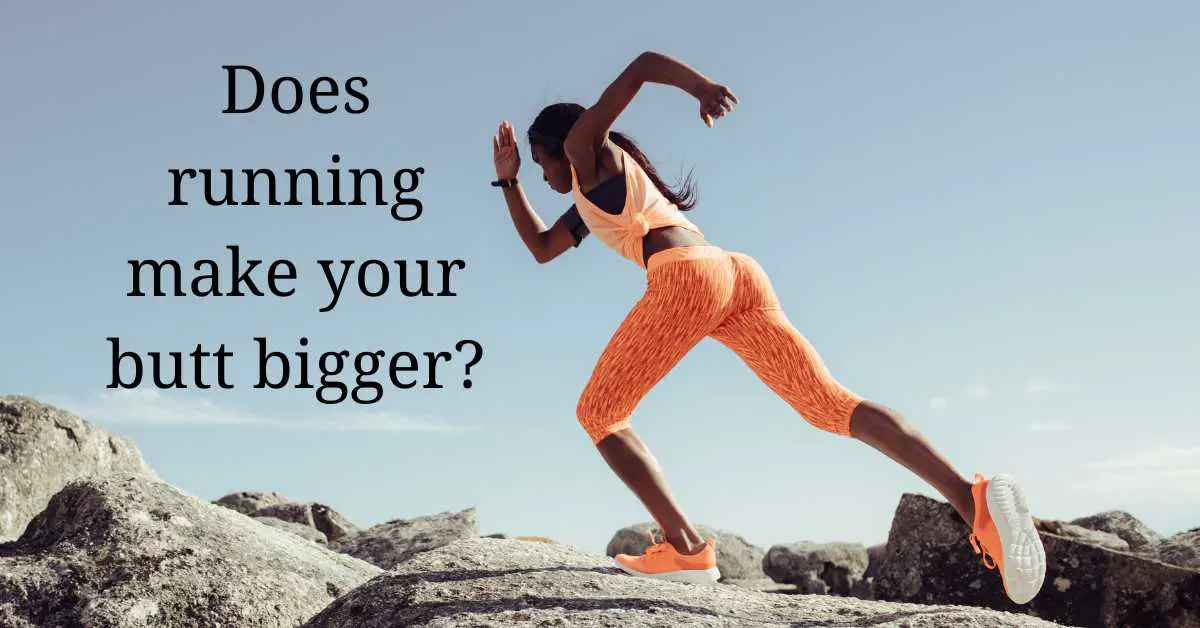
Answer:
[{"left": 491, "top": 177, "right": 518, "bottom": 188}]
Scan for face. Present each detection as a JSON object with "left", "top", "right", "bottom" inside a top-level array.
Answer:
[{"left": 530, "top": 144, "right": 572, "bottom": 194}]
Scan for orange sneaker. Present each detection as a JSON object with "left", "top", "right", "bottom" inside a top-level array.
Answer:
[
  {"left": 969, "top": 473, "right": 1047, "bottom": 604},
  {"left": 613, "top": 532, "right": 721, "bottom": 584}
]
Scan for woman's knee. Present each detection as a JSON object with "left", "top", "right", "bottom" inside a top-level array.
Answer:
[
  {"left": 576, "top": 393, "right": 632, "bottom": 445},
  {"left": 797, "top": 393, "right": 863, "bottom": 437}
]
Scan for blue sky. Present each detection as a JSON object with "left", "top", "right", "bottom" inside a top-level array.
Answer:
[{"left": 2, "top": 2, "right": 1197, "bottom": 553}]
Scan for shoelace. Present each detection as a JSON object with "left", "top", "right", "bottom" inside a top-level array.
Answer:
[
  {"left": 969, "top": 533, "right": 997, "bottom": 570},
  {"left": 643, "top": 530, "right": 672, "bottom": 558}
]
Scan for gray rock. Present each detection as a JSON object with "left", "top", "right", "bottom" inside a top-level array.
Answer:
[
  {"left": 762, "top": 541, "right": 870, "bottom": 596},
  {"left": 1069, "top": 510, "right": 1163, "bottom": 550},
  {"left": 214, "top": 490, "right": 289, "bottom": 515},
  {"left": 254, "top": 515, "right": 329, "bottom": 544},
  {"left": 302, "top": 537, "right": 1065, "bottom": 627},
  {"left": 721, "top": 578, "right": 798, "bottom": 594},
  {"left": 253, "top": 501, "right": 357, "bottom": 541},
  {"left": 1054, "top": 523, "right": 1131, "bottom": 552},
  {"left": 330, "top": 508, "right": 478, "bottom": 569},
  {"left": 0, "top": 474, "right": 381, "bottom": 627},
  {"left": 852, "top": 543, "right": 888, "bottom": 600},
  {"left": 0, "top": 395, "right": 157, "bottom": 542},
  {"left": 607, "top": 522, "right": 765, "bottom": 580},
  {"left": 1158, "top": 528, "right": 1200, "bottom": 569},
  {"left": 875, "top": 493, "right": 1200, "bottom": 628}
]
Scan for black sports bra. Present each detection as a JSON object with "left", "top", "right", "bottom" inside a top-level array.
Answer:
[{"left": 562, "top": 173, "right": 629, "bottom": 248}]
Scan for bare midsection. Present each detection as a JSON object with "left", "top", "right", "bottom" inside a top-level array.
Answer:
[{"left": 642, "top": 226, "right": 709, "bottom": 265}]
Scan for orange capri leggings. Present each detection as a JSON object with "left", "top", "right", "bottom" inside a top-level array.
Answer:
[{"left": 576, "top": 245, "right": 864, "bottom": 444}]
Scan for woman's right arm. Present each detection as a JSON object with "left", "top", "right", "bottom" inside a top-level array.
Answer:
[
  {"left": 500, "top": 182, "right": 587, "bottom": 264},
  {"left": 494, "top": 120, "right": 587, "bottom": 263}
]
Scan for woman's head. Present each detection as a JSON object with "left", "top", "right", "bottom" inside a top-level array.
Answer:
[
  {"left": 526, "top": 102, "right": 696, "bottom": 210},
  {"left": 527, "top": 103, "right": 581, "bottom": 194}
]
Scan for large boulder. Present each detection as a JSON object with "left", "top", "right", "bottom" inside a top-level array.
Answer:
[
  {"left": 607, "top": 522, "right": 765, "bottom": 580},
  {"left": 0, "top": 395, "right": 156, "bottom": 541},
  {"left": 1159, "top": 528, "right": 1200, "bottom": 570},
  {"left": 252, "top": 501, "right": 357, "bottom": 542},
  {"left": 1053, "top": 523, "right": 1131, "bottom": 552},
  {"left": 0, "top": 475, "right": 381, "bottom": 627},
  {"left": 214, "top": 490, "right": 289, "bottom": 515},
  {"left": 762, "top": 541, "right": 870, "bottom": 595},
  {"left": 303, "top": 537, "right": 1064, "bottom": 627},
  {"left": 330, "top": 508, "right": 478, "bottom": 569},
  {"left": 1069, "top": 510, "right": 1163, "bottom": 551},
  {"left": 254, "top": 515, "right": 329, "bottom": 545},
  {"left": 875, "top": 493, "right": 1200, "bottom": 628}
]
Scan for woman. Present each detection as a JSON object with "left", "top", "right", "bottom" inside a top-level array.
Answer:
[{"left": 491, "top": 50, "right": 1046, "bottom": 604}]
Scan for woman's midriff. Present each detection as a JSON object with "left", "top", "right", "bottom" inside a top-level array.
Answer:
[{"left": 642, "top": 226, "right": 709, "bottom": 266}]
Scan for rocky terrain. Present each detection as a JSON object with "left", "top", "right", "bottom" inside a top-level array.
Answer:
[{"left": 2, "top": 394, "right": 1198, "bottom": 627}]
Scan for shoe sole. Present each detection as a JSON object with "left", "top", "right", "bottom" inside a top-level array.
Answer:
[
  {"left": 987, "top": 473, "right": 1047, "bottom": 604},
  {"left": 612, "top": 558, "right": 721, "bottom": 584}
]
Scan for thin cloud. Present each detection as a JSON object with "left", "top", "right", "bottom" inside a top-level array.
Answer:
[
  {"left": 1027, "top": 423, "right": 1072, "bottom": 433},
  {"left": 1081, "top": 445, "right": 1200, "bottom": 497},
  {"left": 38, "top": 389, "right": 460, "bottom": 433},
  {"left": 966, "top": 384, "right": 990, "bottom": 398},
  {"left": 929, "top": 397, "right": 947, "bottom": 410},
  {"left": 1027, "top": 380, "right": 1056, "bottom": 395}
]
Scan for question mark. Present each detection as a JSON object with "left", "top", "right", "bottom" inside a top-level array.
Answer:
[{"left": 455, "top": 340, "right": 483, "bottom": 389}]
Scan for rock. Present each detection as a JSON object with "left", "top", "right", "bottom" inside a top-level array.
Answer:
[
  {"left": 865, "top": 544, "right": 887, "bottom": 580},
  {"left": 607, "top": 522, "right": 765, "bottom": 580},
  {"left": 722, "top": 578, "right": 798, "bottom": 594},
  {"left": 1054, "top": 523, "right": 1131, "bottom": 552},
  {"left": 253, "top": 501, "right": 357, "bottom": 542},
  {"left": 762, "top": 541, "right": 869, "bottom": 595},
  {"left": 303, "top": 537, "right": 1064, "bottom": 627},
  {"left": 255, "top": 515, "right": 329, "bottom": 544},
  {"left": 1069, "top": 510, "right": 1163, "bottom": 550},
  {"left": 0, "top": 395, "right": 157, "bottom": 541},
  {"left": 483, "top": 533, "right": 507, "bottom": 539},
  {"left": 1158, "top": 528, "right": 1200, "bottom": 569},
  {"left": 0, "top": 474, "right": 381, "bottom": 627},
  {"left": 214, "top": 490, "right": 289, "bottom": 515},
  {"left": 875, "top": 493, "right": 1200, "bottom": 628},
  {"left": 330, "top": 508, "right": 478, "bottom": 569},
  {"left": 852, "top": 543, "right": 888, "bottom": 600},
  {"left": 513, "top": 535, "right": 557, "bottom": 544}
]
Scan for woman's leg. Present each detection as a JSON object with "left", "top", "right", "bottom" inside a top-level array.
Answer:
[
  {"left": 596, "top": 427, "right": 705, "bottom": 553},
  {"left": 848, "top": 401, "right": 975, "bottom": 524},
  {"left": 709, "top": 254, "right": 974, "bottom": 522},
  {"left": 710, "top": 253, "right": 1045, "bottom": 602},
  {"left": 576, "top": 253, "right": 733, "bottom": 555}
]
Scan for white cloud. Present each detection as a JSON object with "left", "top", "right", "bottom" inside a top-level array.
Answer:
[
  {"left": 966, "top": 384, "right": 990, "bottom": 398},
  {"left": 929, "top": 397, "right": 947, "bottom": 410},
  {"left": 1081, "top": 445, "right": 1200, "bottom": 496},
  {"left": 1027, "top": 380, "right": 1055, "bottom": 395},
  {"left": 1027, "top": 423, "right": 1072, "bottom": 433},
  {"left": 38, "top": 389, "right": 459, "bottom": 433}
]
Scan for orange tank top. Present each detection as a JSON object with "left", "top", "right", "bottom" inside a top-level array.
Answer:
[{"left": 570, "top": 147, "right": 703, "bottom": 269}]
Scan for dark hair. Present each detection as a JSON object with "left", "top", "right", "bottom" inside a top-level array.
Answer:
[{"left": 528, "top": 102, "right": 696, "bottom": 211}]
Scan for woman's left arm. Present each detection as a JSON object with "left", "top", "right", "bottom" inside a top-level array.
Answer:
[{"left": 564, "top": 52, "right": 736, "bottom": 166}]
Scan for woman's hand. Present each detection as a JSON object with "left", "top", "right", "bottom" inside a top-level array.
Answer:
[
  {"left": 695, "top": 80, "right": 738, "bottom": 127},
  {"left": 492, "top": 120, "right": 521, "bottom": 179}
]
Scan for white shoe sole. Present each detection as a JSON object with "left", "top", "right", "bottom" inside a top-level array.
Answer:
[
  {"left": 986, "top": 473, "right": 1047, "bottom": 604},
  {"left": 612, "top": 557, "right": 721, "bottom": 584}
]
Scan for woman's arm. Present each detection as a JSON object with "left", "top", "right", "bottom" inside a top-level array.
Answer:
[
  {"left": 493, "top": 120, "right": 587, "bottom": 264},
  {"left": 564, "top": 51, "right": 735, "bottom": 165},
  {"left": 500, "top": 183, "right": 587, "bottom": 264}
]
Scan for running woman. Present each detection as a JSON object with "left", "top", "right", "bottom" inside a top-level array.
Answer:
[{"left": 491, "top": 50, "right": 1047, "bottom": 604}]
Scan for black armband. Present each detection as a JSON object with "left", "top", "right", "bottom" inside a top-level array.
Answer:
[{"left": 565, "top": 205, "right": 589, "bottom": 247}]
